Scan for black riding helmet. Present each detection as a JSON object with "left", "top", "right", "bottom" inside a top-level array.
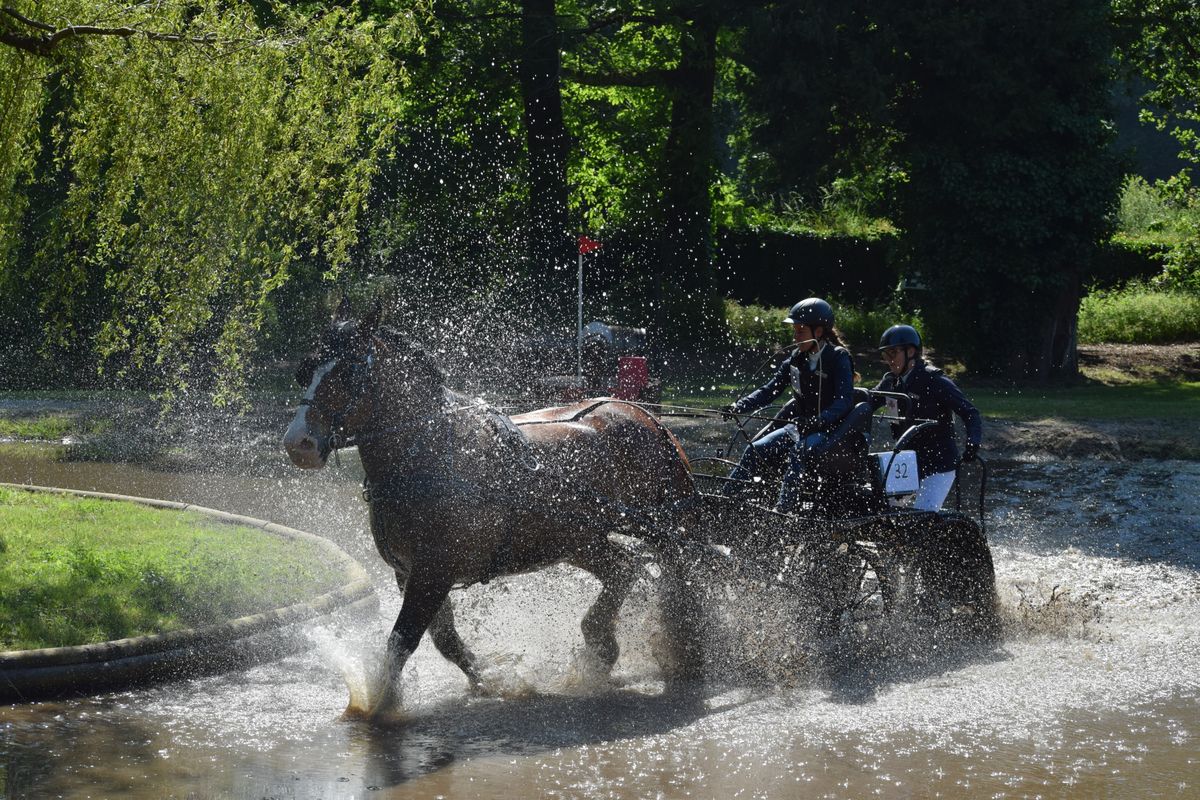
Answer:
[
  {"left": 784, "top": 297, "right": 835, "bottom": 329},
  {"left": 878, "top": 324, "right": 922, "bottom": 351}
]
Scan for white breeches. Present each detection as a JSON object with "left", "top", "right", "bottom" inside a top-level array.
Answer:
[{"left": 912, "top": 470, "right": 957, "bottom": 511}]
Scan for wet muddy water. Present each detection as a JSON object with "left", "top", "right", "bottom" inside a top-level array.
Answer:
[{"left": 1, "top": 445, "right": 1197, "bottom": 798}]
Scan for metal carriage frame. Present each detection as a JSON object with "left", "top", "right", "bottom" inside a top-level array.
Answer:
[{"left": 680, "top": 391, "right": 999, "bottom": 640}]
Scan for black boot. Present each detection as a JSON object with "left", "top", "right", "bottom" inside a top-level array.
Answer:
[
  {"left": 774, "top": 476, "right": 805, "bottom": 513},
  {"left": 722, "top": 444, "right": 759, "bottom": 497}
]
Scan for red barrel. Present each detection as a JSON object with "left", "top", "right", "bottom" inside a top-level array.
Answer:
[{"left": 615, "top": 356, "right": 649, "bottom": 400}]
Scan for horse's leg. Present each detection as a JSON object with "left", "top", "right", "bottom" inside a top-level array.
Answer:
[
  {"left": 572, "top": 544, "right": 639, "bottom": 673},
  {"left": 428, "top": 597, "right": 484, "bottom": 691},
  {"left": 655, "top": 544, "right": 709, "bottom": 694},
  {"left": 391, "top": 572, "right": 482, "bottom": 691},
  {"left": 366, "top": 567, "right": 455, "bottom": 719}
]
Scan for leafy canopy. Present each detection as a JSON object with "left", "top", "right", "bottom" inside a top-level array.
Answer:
[{"left": 0, "top": 0, "right": 422, "bottom": 404}]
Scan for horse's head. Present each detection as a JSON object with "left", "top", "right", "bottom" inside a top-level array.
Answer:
[{"left": 283, "top": 310, "right": 445, "bottom": 469}]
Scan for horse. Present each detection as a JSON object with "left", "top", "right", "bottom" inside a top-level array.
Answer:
[{"left": 283, "top": 310, "right": 704, "bottom": 717}]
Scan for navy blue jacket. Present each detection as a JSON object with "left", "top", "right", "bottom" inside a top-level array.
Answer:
[
  {"left": 872, "top": 359, "right": 982, "bottom": 477},
  {"left": 735, "top": 344, "right": 856, "bottom": 432}
]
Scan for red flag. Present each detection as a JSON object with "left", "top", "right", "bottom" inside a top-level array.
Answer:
[{"left": 578, "top": 234, "right": 602, "bottom": 255}]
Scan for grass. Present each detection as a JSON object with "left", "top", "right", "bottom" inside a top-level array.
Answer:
[
  {"left": 0, "top": 413, "right": 112, "bottom": 441},
  {"left": 665, "top": 375, "right": 1200, "bottom": 422},
  {"left": 0, "top": 442, "right": 61, "bottom": 462},
  {"left": 663, "top": 384, "right": 743, "bottom": 410},
  {"left": 0, "top": 488, "right": 344, "bottom": 651},
  {"left": 1078, "top": 283, "right": 1200, "bottom": 344},
  {"left": 970, "top": 381, "right": 1200, "bottom": 420}
]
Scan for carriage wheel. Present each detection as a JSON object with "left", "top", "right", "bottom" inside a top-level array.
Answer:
[
  {"left": 906, "top": 512, "right": 999, "bottom": 640},
  {"left": 778, "top": 538, "right": 898, "bottom": 638}
]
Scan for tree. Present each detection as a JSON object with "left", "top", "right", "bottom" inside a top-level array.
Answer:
[
  {"left": 1114, "top": 0, "right": 1200, "bottom": 293},
  {"left": 737, "top": 1, "right": 898, "bottom": 204},
  {"left": 562, "top": 1, "right": 759, "bottom": 347},
  {"left": 520, "top": 0, "right": 574, "bottom": 328},
  {"left": 890, "top": 0, "right": 1122, "bottom": 381},
  {"left": 654, "top": 2, "right": 724, "bottom": 345},
  {"left": 0, "top": 1, "right": 415, "bottom": 403},
  {"left": 738, "top": 0, "right": 1122, "bottom": 381}
]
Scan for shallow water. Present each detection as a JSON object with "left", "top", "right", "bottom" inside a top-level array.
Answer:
[{"left": 1, "top": 448, "right": 1197, "bottom": 799}]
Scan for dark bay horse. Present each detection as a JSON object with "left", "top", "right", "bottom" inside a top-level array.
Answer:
[{"left": 283, "top": 312, "right": 702, "bottom": 717}]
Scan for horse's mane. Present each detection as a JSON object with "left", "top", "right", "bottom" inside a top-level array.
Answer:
[{"left": 374, "top": 325, "right": 448, "bottom": 387}]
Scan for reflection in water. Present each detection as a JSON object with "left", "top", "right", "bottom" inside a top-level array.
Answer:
[{"left": 1, "top": 451, "right": 1198, "bottom": 798}]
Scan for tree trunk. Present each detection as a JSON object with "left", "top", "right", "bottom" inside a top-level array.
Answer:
[
  {"left": 1003, "top": 271, "right": 1082, "bottom": 384},
  {"left": 655, "top": 9, "right": 724, "bottom": 349},
  {"left": 519, "top": 0, "right": 573, "bottom": 331},
  {"left": 1045, "top": 274, "right": 1081, "bottom": 381}
]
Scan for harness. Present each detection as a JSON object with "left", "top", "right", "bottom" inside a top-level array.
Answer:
[{"left": 299, "top": 338, "right": 703, "bottom": 586}]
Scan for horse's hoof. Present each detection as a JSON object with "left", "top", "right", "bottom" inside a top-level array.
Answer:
[
  {"left": 342, "top": 701, "right": 408, "bottom": 726},
  {"left": 341, "top": 675, "right": 406, "bottom": 724}
]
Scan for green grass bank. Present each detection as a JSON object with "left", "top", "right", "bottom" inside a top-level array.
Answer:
[
  {"left": 665, "top": 376, "right": 1200, "bottom": 423},
  {"left": 0, "top": 488, "right": 343, "bottom": 651}
]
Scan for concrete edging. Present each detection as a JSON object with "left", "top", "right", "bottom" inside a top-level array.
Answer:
[{"left": 0, "top": 483, "right": 377, "bottom": 703}]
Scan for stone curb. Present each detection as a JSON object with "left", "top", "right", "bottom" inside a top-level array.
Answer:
[{"left": 0, "top": 483, "right": 378, "bottom": 703}]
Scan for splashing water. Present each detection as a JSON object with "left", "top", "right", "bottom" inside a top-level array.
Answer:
[{"left": 2, "top": 423, "right": 1199, "bottom": 797}]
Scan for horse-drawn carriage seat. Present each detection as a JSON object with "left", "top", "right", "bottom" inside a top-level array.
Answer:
[{"left": 807, "top": 400, "right": 874, "bottom": 474}]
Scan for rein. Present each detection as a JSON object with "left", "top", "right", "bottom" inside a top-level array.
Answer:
[{"left": 306, "top": 370, "right": 542, "bottom": 489}]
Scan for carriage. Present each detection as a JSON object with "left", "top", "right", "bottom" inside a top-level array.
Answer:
[
  {"left": 283, "top": 311, "right": 997, "bottom": 717},
  {"left": 675, "top": 390, "right": 998, "bottom": 642}
]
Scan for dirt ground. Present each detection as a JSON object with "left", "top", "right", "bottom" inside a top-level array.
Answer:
[
  {"left": 1076, "top": 342, "right": 1200, "bottom": 382},
  {"left": 984, "top": 343, "right": 1200, "bottom": 461},
  {"left": 986, "top": 417, "right": 1199, "bottom": 460}
]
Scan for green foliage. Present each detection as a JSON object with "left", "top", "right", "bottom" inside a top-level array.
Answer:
[
  {"left": 0, "top": 487, "right": 341, "bottom": 649},
  {"left": 1113, "top": 1, "right": 1200, "bottom": 166},
  {"left": 723, "top": 297, "right": 923, "bottom": 351},
  {"left": 1078, "top": 282, "right": 1200, "bottom": 343},
  {"left": 1108, "top": 175, "right": 1200, "bottom": 293},
  {"left": 835, "top": 304, "right": 922, "bottom": 350},
  {"left": 1160, "top": 228, "right": 1200, "bottom": 294},
  {"left": 1093, "top": 235, "right": 1169, "bottom": 289},
  {"left": 1117, "top": 175, "right": 1195, "bottom": 243},
  {"left": 724, "top": 299, "right": 790, "bottom": 350},
  {"left": 1, "top": 0, "right": 1167, "bottom": 395},
  {"left": 890, "top": 0, "right": 1121, "bottom": 378},
  {"left": 735, "top": 0, "right": 1123, "bottom": 379},
  {"left": 736, "top": 1, "right": 899, "bottom": 204},
  {"left": 353, "top": 0, "right": 530, "bottom": 311},
  {"left": 561, "top": 9, "right": 675, "bottom": 233},
  {"left": 0, "top": 1, "right": 421, "bottom": 404},
  {"left": 1147, "top": 174, "right": 1200, "bottom": 293},
  {"left": 714, "top": 183, "right": 898, "bottom": 241},
  {"left": 1113, "top": 2, "right": 1200, "bottom": 297}
]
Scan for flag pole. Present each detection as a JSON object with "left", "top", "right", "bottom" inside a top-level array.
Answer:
[{"left": 576, "top": 247, "right": 584, "bottom": 383}]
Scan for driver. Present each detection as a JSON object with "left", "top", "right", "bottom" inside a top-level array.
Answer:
[
  {"left": 873, "top": 324, "right": 982, "bottom": 510},
  {"left": 721, "top": 297, "right": 856, "bottom": 513}
]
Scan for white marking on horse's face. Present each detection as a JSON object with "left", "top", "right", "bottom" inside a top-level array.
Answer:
[{"left": 284, "top": 360, "right": 337, "bottom": 469}]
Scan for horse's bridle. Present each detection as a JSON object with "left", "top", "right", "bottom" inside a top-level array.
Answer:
[{"left": 299, "top": 346, "right": 377, "bottom": 461}]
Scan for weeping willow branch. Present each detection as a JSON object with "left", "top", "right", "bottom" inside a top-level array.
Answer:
[{"left": 0, "top": 6, "right": 244, "bottom": 56}]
